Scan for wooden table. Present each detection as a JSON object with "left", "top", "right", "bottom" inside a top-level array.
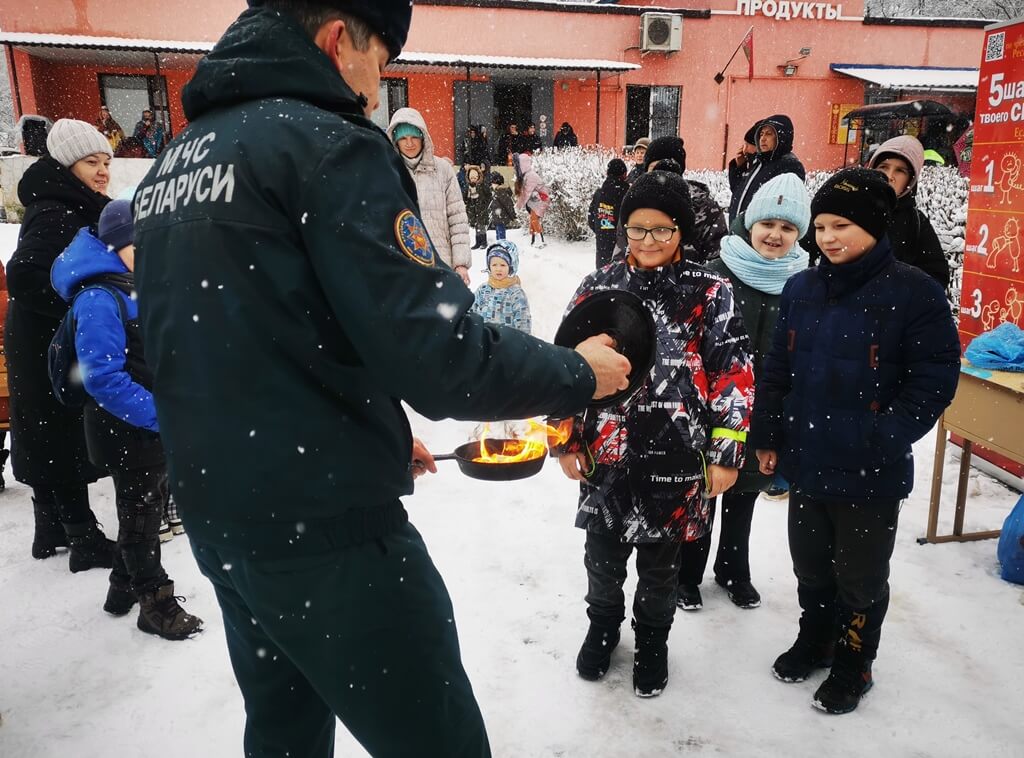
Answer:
[{"left": 922, "top": 361, "right": 1024, "bottom": 544}]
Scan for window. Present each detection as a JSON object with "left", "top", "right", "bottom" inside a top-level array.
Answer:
[
  {"left": 626, "top": 85, "right": 680, "bottom": 145},
  {"left": 99, "top": 74, "right": 170, "bottom": 140},
  {"left": 370, "top": 78, "right": 408, "bottom": 130}
]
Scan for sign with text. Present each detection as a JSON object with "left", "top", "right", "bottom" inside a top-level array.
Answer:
[
  {"left": 828, "top": 103, "right": 859, "bottom": 144},
  {"left": 959, "top": 17, "right": 1024, "bottom": 350}
]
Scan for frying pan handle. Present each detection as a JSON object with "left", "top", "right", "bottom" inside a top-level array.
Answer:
[{"left": 431, "top": 454, "right": 458, "bottom": 462}]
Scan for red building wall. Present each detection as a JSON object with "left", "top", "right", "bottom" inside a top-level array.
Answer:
[{"left": 3, "top": 0, "right": 987, "bottom": 169}]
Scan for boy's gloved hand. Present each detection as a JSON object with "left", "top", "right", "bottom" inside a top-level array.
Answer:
[
  {"left": 558, "top": 451, "right": 590, "bottom": 482},
  {"left": 706, "top": 464, "right": 739, "bottom": 498}
]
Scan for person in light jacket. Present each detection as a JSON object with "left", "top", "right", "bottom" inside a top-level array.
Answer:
[{"left": 387, "top": 107, "right": 471, "bottom": 284}]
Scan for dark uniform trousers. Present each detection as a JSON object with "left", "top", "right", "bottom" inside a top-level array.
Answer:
[
  {"left": 584, "top": 530, "right": 680, "bottom": 629},
  {"left": 191, "top": 522, "right": 491, "bottom": 758},
  {"left": 788, "top": 490, "right": 900, "bottom": 659}
]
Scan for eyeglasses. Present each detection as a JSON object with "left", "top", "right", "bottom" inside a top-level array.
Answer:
[{"left": 624, "top": 226, "right": 678, "bottom": 243}]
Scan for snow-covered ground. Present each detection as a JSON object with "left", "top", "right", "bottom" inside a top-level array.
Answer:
[{"left": 0, "top": 225, "right": 1021, "bottom": 757}]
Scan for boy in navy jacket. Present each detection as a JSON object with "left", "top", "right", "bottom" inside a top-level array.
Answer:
[
  {"left": 752, "top": 168, "right": 959, "bottom": 714},
  {"left": 51, "top": 200, "right": 202, "bottom": 640}
]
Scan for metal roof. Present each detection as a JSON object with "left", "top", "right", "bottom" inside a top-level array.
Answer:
[
  {"left": 0, "top": 32, "right": 640, "bottom": 77},
  {"left": 830, "top": 63, "right": 979, "bottom": 91}
]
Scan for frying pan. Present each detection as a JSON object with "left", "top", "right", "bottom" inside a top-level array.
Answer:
[{"left": 430, "top": 439, "right": 546, "bottom": 481}]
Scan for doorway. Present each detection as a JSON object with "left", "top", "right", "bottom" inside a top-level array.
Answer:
[{"left": 493, "top": 82, "right": 532, "bottom": 133}]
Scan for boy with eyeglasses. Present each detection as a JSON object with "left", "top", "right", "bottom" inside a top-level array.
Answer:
[{"left": 553, "top": 169, "right": 754, "bottom": 698}]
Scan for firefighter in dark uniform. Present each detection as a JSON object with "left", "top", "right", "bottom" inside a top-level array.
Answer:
[{"left": 132, "top": 2, "right": 630, "bottom": 757}]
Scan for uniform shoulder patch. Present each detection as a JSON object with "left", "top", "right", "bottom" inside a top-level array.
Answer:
[{"left": 394, "top": 210, "right": 435, "bottom": 266}]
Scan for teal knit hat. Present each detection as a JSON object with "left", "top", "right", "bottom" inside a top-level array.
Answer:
[
  {"left": 743, "top": 172, "right": 811, "bottom": 238},
  {"left": 392, "top": 123, "right": 423, "bottom": 142}
]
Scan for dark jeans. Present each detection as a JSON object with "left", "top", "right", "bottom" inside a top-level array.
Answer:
[
  {"left": 788, "top": 490, "right": 900, "bottom": 659},
  {"left": 191, "top": 522, "right": 490, "bottom": 758},
  {"left": 495, "top": 223, "right": 506, "bottom": 240},
  {"left": 110, "top": 466, "right": 170, "bottom": 594},
  {"left": 584, "top": 530, "right": 680, "bottom": 629},
  {"left": 32, "top": 483, "right": 93, "bottom": 525},
  {"left": 677, "top": 491, "right": 757, "bottom": 585}
]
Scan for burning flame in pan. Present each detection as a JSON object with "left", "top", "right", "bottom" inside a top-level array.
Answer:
[{"left": 472, "top": 418, "right": 575, "bottom": 464}]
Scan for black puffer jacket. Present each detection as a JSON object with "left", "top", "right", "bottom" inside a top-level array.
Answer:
[
  {"left": 4, "top": 157, "right": 109, "bottom": 488},
  {"left": 728, "top": 115, "right": 806, "bottom": 222}
]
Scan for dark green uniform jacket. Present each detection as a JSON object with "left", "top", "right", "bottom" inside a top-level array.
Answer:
[
  {"left": 133, "top": 8, "right": 595, "bottom": 557},
  {"left": 705, "top": 257, "right": 774, "bottom": 493}
]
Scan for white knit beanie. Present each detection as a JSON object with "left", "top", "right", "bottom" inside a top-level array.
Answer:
[{"left": 46, "top": 118, "right": 113, "bottom": 168}]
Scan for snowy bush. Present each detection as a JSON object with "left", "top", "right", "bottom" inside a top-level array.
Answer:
[{"left": 530, "top": 147, "right": 623, "bottom": 241}]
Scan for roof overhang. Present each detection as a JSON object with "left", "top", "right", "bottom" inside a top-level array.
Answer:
[
  {"left": 0, "top": 32, "right": 640, "bottom": 79},
  {"left": 831, "top": 63, "right": 979, "bottom": 92}
]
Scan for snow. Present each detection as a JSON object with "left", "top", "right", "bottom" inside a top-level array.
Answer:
[
  {"left": 0, "top": 226, "right": 1021, "bottom": 756},
  {"left": 831, "top": 65, "right": 979, "bottom": 90}
]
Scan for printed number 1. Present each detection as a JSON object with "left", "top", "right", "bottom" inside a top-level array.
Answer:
[{"left": 984, "top": 160, "right": 995, "bottom": 192}]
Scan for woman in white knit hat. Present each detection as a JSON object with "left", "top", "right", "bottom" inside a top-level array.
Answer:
[{"left": 4, "top": 118, "right": 116, "bottom": 571}]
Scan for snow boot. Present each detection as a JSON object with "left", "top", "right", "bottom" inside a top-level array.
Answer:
[
  {"left": 772, "top": 634, "right": 835, "bottom": 683},
  {"left": 137, "top": 582, "right": 203, "bottom": 641},
  {"left": 632, "top": 620, "right": 670, "bottom": 698},
  {"left": 104, "top": 579, "right": 137, "bottom": 617},
  {"left": 31, "top": 498, "right": 68, "bottom": 559},
  {"left": 812, "top": 645, "right": 873, "bottom": 714},
  {"left": 675, "top": 583, "right": 703, "bottom": 611},
  {"left": 64, "top": 520, "right": 115, "bottom": 573},
  {"left": 158, "top": 517, "right": 173, "bottom": 542},
  {"left": 576, "top": 621, "right": 620, "bottom": 681},
  {"left": 472, "top": 230, "right": 487, "bottom": 250},
  {"left": 715, "top": 576, "right": 761, "bottom": 609},
  {"left": 166, "top": 495, "right": 184, "bottom": 535}
]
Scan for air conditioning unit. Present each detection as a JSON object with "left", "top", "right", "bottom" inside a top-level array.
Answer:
[{"left": 640, "top": 13, "right": 683, "bottom": 53}]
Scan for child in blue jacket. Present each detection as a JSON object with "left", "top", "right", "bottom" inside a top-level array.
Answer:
[
  {"left": 751, "top": 168, "right": 960, "bottom": 714},
  {"left": 471, "top": 240, "right": 532, "bottom": 334},
  {"left": 51, "top": 200, "right": 202, "bottom": 640}
]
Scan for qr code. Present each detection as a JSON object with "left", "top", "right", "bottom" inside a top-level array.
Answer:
[{"left": 985, "top": 31, "right": 1005, "bottom": 62}]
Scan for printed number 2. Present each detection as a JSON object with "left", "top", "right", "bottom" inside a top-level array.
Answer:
[{"left": 978, "top": 224, "right": 989, "bottom": 256}]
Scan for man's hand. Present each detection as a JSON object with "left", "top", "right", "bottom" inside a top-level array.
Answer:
[
  {"left": 706, "top": 464, "right": 739, "bottom": 498},
  {"left": 454, "top": 265, "right": 471, "bottom": 286},
  {"left": 756, "top": 449, "right": 777, "bottom": 476},
  {"left": 410, "top": 437, "right": 437, "bottom": 480},
  {"left": 575, "top": 334, "right": 631, "bottom": 400},
  {"left": 735, "top": 147, "right": 748, "bottom": 167},
  {"left": 558, "top": 452, "right": 589, "bottom": 481}
]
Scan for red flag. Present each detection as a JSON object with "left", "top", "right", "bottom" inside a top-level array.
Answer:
[{"left": 740, "top": 27, "right": 754, "bottom": 81}]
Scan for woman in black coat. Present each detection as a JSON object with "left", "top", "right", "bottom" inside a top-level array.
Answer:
[{"left": 5, "top": 118, "right": 116, "bottom": 570}]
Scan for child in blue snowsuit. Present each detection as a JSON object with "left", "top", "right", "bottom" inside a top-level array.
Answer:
[
  {"left": 471, "top": 241, "right": 532, "bottom": 334},
  {"left": 51, "top": 200, "right": 202, "bottom": 640}
]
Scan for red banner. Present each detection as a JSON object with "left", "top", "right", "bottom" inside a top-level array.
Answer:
[
  {"left": 959, "top": 18, "right": 1024, "bottom": 351},
  {"left": 741, "top": 28, "right": 754, "bottom": 82}
]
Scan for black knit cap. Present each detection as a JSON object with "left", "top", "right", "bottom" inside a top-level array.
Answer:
[
  {"left": 642, "top": 136, "right": 687, "bottom": 172},
  {"left": 248, "top": 0, "right": 412, "bottom": 61},
  {"left": 619, "top": 170, "right": 696, "bottom": 239},
  {"left": 810, "top": 167, "right": 897, "bottom": 242},
  {"left": 607, "top": 158, "right": 627, "bottom": 177}
]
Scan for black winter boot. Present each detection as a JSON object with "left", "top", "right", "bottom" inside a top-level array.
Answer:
[
  {"left": 31, "top": 498, "right": 68, "bottom": 559},
  {"left": 772, "top": 635, "right": 835, "bottom": 683},
  {"left": 676, "top": 583, "right": 703, "bottom": 611},
  {"left": 64, "top": 521, "right": 115, "bottom": 573},
  {"left": 576, "top": 621, "right": 620, "bottom": 681},
  {"left": 715, "top": 576, "right": 761, "bottom": 609},
  {"left": 137, "top": 582, "right": 203, "bottom": 640},
  {"left": 632, "top": 620, "right": 670, "bottom": 698},
  {"left": 812, "top": 644, "right": 873, "bottom": 714},
  {"left": 104, "top": 580, "right": 137, "bottom": 616}
]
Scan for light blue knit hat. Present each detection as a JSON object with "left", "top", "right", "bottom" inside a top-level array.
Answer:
[
  {"left": 743, "top": 172, "right": 811, "bottom": 238},
  {"left": 391, "top": 123, "right": 423, "bottom": 142}
]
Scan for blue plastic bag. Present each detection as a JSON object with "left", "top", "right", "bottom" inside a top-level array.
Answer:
[
  {"left": 965, "top": 322, "right": 1024, "bottom": 371},
  {"left": 997, "top": 494, "right": 1024, "bottom": 585}
]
